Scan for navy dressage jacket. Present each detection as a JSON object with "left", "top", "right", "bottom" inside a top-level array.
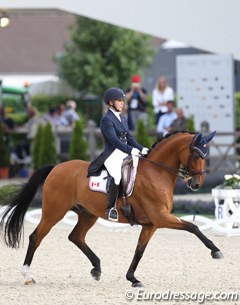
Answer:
[{"left": 87, "top": 109, "right": 143, "bottom": 176}]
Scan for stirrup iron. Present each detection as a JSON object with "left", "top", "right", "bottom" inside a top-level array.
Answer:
[{"left": 107, "top": 207, "right": 119, "bottom": 222}]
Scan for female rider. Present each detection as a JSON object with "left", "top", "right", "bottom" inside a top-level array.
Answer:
[{"left": 88, "top": 87, "right": 149, "bottom": 221}]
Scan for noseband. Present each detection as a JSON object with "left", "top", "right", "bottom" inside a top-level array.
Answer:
[{"left": 139, "top": 134, "right": 207, "bottom": 180}]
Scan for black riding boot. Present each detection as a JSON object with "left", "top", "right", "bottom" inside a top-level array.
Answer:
[{"left": 106, "top": 179, "right": 119, "bottom": 222}]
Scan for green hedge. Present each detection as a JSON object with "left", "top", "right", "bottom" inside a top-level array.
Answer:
[
  {"left": 0, "top": 184, "right": 20, "bottom": 204},
  {"left": 235, "top": 92, "right": 240, "bottom": 129},
  {"left": 136, "top": 120, "right": 151, "bottom": 148},
  {"left": 8, "top": 92, "right": 240, "bottom": 129},
  {"left": 186, "top": 115, "right": 195, "bottom": 132},
  {"left": 31, "top": 95, "right": 70, "bottom": 113},
  {"left": 31, "top": 95, "right": 102, "bottom": 125}
]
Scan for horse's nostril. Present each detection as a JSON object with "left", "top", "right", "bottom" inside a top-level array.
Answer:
[{"left": 195, "top": 184, "right": 200, "bottom": 189}]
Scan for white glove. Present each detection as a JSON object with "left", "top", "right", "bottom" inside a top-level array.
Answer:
[
  {"left": 141, "top": 147, "right": 149, "bottom": 155},
  {"left": 131, "top": 148, "right": 140, "bottom": 156}
]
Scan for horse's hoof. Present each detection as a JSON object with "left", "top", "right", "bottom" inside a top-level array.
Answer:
[
  {"left": 132, "top": 281, "right": 144, "bottom": 288},
  {"left": 90, "top": 269, "right": 101, "bottom": 281},
  {"left": 211, "top": 250, "right": 224, "bottom": 259},
  {"left": 24, "top": 278, "right": 36, "bottom": 285}
]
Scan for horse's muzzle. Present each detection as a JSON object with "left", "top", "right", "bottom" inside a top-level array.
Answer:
[{"left": 187, "top": 177, "right": 201, "bottom": 192}]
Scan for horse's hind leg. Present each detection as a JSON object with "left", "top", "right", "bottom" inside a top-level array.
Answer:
[
  {"left": 22, "top": 212, "right": 67, "bottom": 284},
  {"left": 68, "top": 207, "right": 101, "bottom": 281}
]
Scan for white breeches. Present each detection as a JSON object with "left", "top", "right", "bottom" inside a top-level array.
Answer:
[{"left": 104, "top": 149, "right": 128, "bottom": 185}]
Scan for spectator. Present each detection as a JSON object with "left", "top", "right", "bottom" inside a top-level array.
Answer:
[
  {"left": 55, "top": 104, "right": 69, "bottom": 127},
  {"left": 152, "top": 76, "right": 174, "bottom": 125},
  {"left": 26, "top": 107, "right": 42, "bottom": 140},
  {"left": 169, "top": 108, "right": 187, "bottom": 132},
  {"left": 64, "top": 100, "right": 80, "bottom": 126},
  {"left": 156, "top": 101, "right": 177, "bottom": 136},
  {"left": 125, "top": 75, "right": 147, "bottom": 130},
  {"left": 42, "top": 106, "right": 58, "bottom": 128},
  {"left": 15, "top": 107, "right": 42, "bottom": 160}
]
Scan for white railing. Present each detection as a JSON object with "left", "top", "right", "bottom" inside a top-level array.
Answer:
[
  {"left": 1, "top": 205, "right": 240, "bottom": 236},
  {"left": 0, "top": 206, "right": 130, "bottom": 231}
]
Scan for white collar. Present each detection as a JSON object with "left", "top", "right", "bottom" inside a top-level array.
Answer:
[{"left": 109, "top": 108, "right": 121, "bottom": 121}]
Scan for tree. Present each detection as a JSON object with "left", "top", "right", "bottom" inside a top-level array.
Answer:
[
  {"left": 70, "top": 120, "right": 88, "bottom": 160},
  {"left": 38, "top": 123, "right": 57, "bottom": 167},
  {"left": 58, "top": 16, "right": 153, "bottom": 97},
  {"left": 136, "top": 120, "right": 151, "bottom": 148},
  {"left": 31, "top": 124, "right": 43, "bottom": 169}
]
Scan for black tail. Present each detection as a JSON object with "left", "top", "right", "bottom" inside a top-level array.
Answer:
[{"left": 0, "top": 165, "right": 54, "bottom": 248}]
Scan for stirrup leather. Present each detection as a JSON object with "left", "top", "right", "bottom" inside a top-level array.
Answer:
[{"left": 107, "top": 207, "right": 119, "bottom": 222}]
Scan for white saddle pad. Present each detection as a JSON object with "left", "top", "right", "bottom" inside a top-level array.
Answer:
[
  {"left": 88, "top": 156, "right": 139, "bottom": 197},
  {"left": 89, "top": 170, "right": 109, "bottom": 194}
]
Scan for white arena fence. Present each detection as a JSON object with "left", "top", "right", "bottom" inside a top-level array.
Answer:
[
  {"left": 0, "top": 206, "right": 130, "bottom": 230},
  {"left": 0, "top": 206, "right": 240, "bottom": 235}
]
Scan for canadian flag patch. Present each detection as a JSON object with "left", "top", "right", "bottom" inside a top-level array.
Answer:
[{"left": 89, "top": 170, "right": 108, "bottom": 194}]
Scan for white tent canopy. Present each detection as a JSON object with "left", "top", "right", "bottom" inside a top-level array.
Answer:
[
  {"left": 28, "top": 80, "right": 79, "bottom": 97},
  {"left": 1, "top": 0, "right": 240, "bottom": 59}
]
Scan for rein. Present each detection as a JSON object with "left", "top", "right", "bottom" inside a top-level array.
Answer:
[
  {"left": 139, "top": 134, "right": 206, "bottom": 180},
  {"left": 139, "top": 155, "right": 188, "bottom": 180}
]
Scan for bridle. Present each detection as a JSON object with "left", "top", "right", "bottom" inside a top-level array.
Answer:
[
  {"left": 139, "top": 134, "right": 207, "bottom": 180},
  {"left": 184, "top": 134, "right": 206, "bottom": 177}
]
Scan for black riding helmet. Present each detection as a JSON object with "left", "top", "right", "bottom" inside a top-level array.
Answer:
[{"left": 103, "top": 87, "right": 125, "bottom": 104}]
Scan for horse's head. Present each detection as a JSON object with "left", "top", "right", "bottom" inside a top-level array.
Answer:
[{"left": 180, "top": 131, "right": 216, "bottom": 191}]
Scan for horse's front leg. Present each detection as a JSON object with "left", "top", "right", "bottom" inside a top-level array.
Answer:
[
  {"left": 182, "top": 220, "right": 224, "bottom": 258},
  {"left": 126, "top": 225, "right": 156, "bottom": 287},
  {"left": 157, "top": 212, "right": 223, "bottom": 259}
]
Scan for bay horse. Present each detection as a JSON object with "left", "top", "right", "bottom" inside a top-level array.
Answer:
[{"left": 0, "top": 131, "right": 223, "bottom": 287}]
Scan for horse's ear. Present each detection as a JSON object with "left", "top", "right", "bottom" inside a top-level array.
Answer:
[
  {"left": 203, "top": 131, "right": 216, "bottom": 143},
  {"left": 194, "top": 133, "right": 202, "bottom": 145}
]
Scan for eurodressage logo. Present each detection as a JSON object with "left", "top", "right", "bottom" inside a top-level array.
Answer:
[{"left": 124, "top": 289, "right": 239, "bottom": 303}]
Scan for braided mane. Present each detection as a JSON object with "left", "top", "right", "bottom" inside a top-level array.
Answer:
[{"left": 147, "top": 131, "right": 197, "bottom": 156}]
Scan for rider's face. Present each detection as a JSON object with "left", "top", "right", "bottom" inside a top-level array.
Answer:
[{"left": 111, "top": 99, "right": 124, "bottom": 112}]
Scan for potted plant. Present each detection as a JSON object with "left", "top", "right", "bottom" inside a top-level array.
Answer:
[
  {"left": 0, "top": 124, "right": 10, "bottom": 179},
  {"left": 212, "top": 174, "right": 240, "bottom": 234}
]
